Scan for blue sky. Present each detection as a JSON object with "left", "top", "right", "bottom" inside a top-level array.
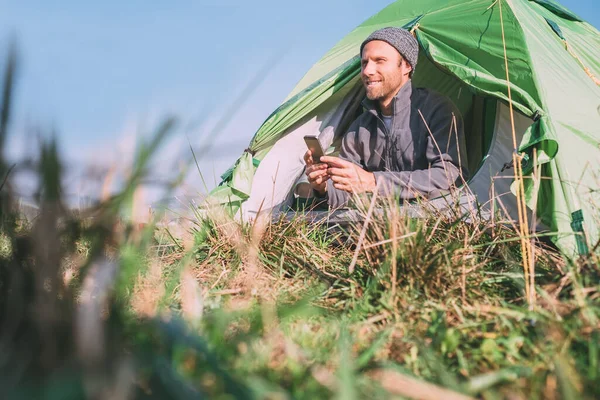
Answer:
[{"left": 1, "top": 0, "right": 599, "bottom": 199}]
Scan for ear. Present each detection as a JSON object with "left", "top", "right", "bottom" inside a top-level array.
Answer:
[{"left": 400, "top": 57, "right": 412, "bottom": 75}]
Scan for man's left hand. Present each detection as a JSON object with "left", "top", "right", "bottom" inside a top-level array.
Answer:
[{"left": 321, "top": 156, "right": 376, "bottom": 194}]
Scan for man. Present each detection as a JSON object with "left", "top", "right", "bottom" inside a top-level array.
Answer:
[{"left": 304, "top": 27, "right": 469, "bottom": 209}]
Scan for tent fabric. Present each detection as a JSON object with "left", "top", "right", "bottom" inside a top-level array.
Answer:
[
  {"left": 240, "top": 80, "right": 364, "bottom": 220},
  {"left": 209, "top": 0, "right": 600, "bottom": 256}
]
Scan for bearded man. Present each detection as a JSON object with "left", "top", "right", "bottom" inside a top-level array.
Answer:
[{"left": 304, "top": 27, "right": 469, "bottom": 208}]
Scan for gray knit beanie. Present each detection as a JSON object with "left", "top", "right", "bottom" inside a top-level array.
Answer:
[{"left": 360, "top": 27, "right": 419, "bottom": 71}]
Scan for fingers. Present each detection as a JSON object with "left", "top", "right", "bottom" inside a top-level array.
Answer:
[
  {"left": 331, "top": 175, "right": 357, "bottom": 193},
  {"left": 307, "top": 165, "right": 330, "bottom": 186},
  {"left": 307, "top": 170, "right": 330, "bottom": 189},
  {"left": 314, "top": 175, "right": 330, "bottom": 185},
  {"left": 333, "top": 183, "right": 352, "bottom": 193},
  {"left": 305, "top": 150, "right": 330, "bottom": 167},
  {"left": 330, "top": 175, "right": 349, "bottom": 186},
  {"left": 319, "top": 155, "right": 336, "bottom": 164},
  {"left": 327, "top": 167, "right": 348, "bottom": 177},
  {"left": 308, "top": 169, "right": 328, "bottom": 181},
  {"left": 305, "top": 154, "right": 358, "bottom": 194},
  {"left": 306, "top": 163, "right": 328, "bottom": 175},
  {"left": 320, "top": 156, "right": 350, "bottom": 167},
  {"left": 304, "top": 150, "right": 312, "bottom": 165}
]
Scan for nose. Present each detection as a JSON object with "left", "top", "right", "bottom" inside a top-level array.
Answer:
[{"left": 362, "top": 59, "right": 375, "bottom": 76}]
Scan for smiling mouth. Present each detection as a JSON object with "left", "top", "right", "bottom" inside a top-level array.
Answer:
[{"left": 366, "top": 80, "right": 382, "bottom": 87}]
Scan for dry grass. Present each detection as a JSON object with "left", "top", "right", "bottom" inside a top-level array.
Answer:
[
  {"left": 154, "top": 195, "right": 598, "bottom": 397},
  {"left": 130, "top": 260, "right": 165, "bottom": 318}
]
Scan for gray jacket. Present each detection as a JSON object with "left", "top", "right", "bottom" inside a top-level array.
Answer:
[{"left": 326, "top": 80, "right": 469, "bottom": 208}]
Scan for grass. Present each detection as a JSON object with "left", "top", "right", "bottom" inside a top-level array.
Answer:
[
  {"left": 0, "top": 45, "right": 599, "bottom": 399},
  {"left": 160, "top": 204, "right": 597, "bottom": 399}
]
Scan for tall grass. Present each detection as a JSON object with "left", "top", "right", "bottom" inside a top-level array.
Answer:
[{"left": 157, "top": 195, "right": 596, "bottom": 398}]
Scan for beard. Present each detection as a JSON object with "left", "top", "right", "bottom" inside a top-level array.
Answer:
[
  {"left": 364, "top": 81, "right": 383, "bottom": 100},
  {"left": 365, "top": 86, "right": 383, "bottom": 100},
  {"left": 364, "top": 79, "right": 400, "bottom": 102}
]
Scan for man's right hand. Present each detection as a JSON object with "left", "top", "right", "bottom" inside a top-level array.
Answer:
[{"left": 304, "top": 150, "right": 329, "bottom": 196}]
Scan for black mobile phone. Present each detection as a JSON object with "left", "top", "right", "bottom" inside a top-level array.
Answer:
[{"left": 303, "top": 135, "right": 325, "bottom": 164}]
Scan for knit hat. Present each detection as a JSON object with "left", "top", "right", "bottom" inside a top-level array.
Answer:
[{"left": 360, "top": 27, "right": 419, "bottom": 71}]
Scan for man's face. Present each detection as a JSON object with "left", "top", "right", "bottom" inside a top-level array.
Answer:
[{"left": 361, "top": 40, "right": 412, "bottom": 103}]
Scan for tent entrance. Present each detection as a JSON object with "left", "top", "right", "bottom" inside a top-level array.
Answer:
[
  {"left": 411, "top": 49, "right": 498, "bottom": 175},
  {"left": 242, "top": 50, "right": 535, "bottom": 222},
  {"left": 405, "top": 51, "right": 536, "bottom": 222}
]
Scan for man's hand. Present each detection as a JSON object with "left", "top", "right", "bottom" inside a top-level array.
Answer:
[
  {"left": 304, "top": 150, "right": 329, "bottom": 195},
  {"left": 321, "top": 156, "right": 376, "bottom": 194}
]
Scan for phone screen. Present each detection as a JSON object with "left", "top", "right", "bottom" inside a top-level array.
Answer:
[{"left": 304, "top": 136, "right": 324, "bottom": 163}]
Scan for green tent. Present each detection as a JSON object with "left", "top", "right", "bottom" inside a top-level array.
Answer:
[{"left": 209, "top": 0, "right": 600, "bottom": 256}]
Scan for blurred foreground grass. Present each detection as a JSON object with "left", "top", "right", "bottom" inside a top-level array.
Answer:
[{"left": 1, "top": 47, "right": 599, "bottom": 400}]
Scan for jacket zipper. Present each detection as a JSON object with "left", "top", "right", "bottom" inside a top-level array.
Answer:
[
  {"left": 377, "top": 99, "right": 396, "bottom": 172},
  {"left": 368, "top": 96, "right": 396, "bottom": 172},
  {"left": 373, "top": 113, "right": 390, "bottom": 171}
]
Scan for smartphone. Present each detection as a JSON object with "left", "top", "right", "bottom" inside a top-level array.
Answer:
[{"left": 303, "top": 135, "right": 325, "bottom": 164}]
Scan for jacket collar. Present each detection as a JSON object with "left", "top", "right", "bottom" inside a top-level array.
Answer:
[{"left": 363, "top": 79, "right": 413, "bottom": 118}]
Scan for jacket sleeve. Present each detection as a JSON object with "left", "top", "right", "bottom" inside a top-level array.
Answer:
[
  {"left": 325, "top": 120, "right": 364, "bottom": 209},
  {"left": 372, "top": 99, "right": 469, "bottom": 200}
]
